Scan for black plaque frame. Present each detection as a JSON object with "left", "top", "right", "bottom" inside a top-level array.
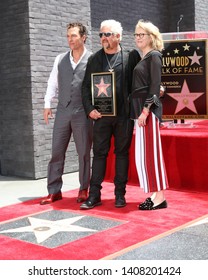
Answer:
[{"left": 91, "top": 72, "right": 116, "bottom": 116}]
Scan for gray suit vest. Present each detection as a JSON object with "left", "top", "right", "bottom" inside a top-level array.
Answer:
[{"left": 58, "top": 50, "right": 92, "bottom": 108}]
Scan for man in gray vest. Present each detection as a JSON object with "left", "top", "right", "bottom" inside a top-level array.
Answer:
[{"left": 40, "top": 22, "right": 92, "bottom": 205}]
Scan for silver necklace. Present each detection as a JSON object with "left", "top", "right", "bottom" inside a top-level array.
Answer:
[{"left": 105, "top": 51, "right": 120, "bottom": 72}]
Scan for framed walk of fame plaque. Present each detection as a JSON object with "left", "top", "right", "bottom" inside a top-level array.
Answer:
[
  {"left": 91, "top": 72, "right": 116, "bottom": 116},
  {"left": 161, "top": 38, "right": 208, "bottom": 119}
]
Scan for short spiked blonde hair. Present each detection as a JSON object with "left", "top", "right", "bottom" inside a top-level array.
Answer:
[{"left": 100, "top": 19, "right": 123, "bottom": 41}]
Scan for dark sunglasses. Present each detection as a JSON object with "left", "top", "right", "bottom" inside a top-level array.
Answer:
[{"left": 99, "top": 32, "right": 115, "bottom": 38}]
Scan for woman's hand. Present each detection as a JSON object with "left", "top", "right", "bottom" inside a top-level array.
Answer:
[{"left": 137, "top": 108, "right": 149, "bottom": 127}]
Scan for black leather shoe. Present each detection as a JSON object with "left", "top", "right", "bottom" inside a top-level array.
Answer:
[
  {"left": 40, "top": 191, "right": 62, "bottom": 205},
  {"left": 138, "top": 198, "right": 167, "bottom": 210},
  {"left": 115, "top": 195, "right": 126, "bottom": 208},
  {"left": 80, "top": 197, "right": 101, "bottom": 209}
]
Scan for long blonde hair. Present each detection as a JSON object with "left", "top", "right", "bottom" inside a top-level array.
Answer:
[{"left": 135, "top": 19, "right": 164, "bottom": 51}]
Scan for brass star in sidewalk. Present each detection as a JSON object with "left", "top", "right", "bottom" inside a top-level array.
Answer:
[{"left": 0, "top": 215, "right": 97, "bottom": 243}]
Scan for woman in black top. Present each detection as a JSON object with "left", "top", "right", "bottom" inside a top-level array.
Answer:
[{"left": 131, "top": 20, "right": 169, "bottom": 210}]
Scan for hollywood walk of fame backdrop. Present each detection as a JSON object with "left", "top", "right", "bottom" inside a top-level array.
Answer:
[{"left": 161, "top": 39, "right": 208, "bottom": 119}]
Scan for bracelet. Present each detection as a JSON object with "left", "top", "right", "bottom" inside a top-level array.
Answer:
[{"left": 144, "top": 103, "right": 151, "bottom": 110}]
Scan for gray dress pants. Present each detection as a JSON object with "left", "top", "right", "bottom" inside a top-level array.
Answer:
[{"left": 47, "top": 103, "right": 92, "bottom": 194}]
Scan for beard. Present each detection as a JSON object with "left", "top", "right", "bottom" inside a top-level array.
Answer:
[{"left": 103, "top": 41, "right": 111, "bottom": 50}]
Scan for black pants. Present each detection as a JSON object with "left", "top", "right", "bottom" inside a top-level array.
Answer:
[{"left": 89, "top": 116, "right": 134, "bottom": 198}]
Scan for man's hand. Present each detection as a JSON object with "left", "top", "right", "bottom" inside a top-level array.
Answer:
[
  {"left": 44, "top": 108, "right": 53, "bottom": 124},
  {"left": 89, "top": 109, "right": 102, "bottom": 120}
]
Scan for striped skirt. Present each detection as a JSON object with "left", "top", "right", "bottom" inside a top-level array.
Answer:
[{"left": 135, "top": 112, "right": 168, "bottom": 193}]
